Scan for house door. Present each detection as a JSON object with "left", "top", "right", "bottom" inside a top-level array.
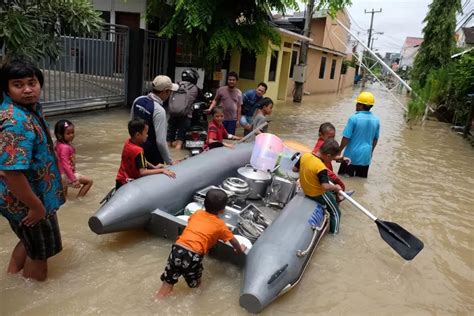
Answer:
[
  {"left": 115, "top": 12, "right": 140, "bottom": 73},
  {"left": 115, "top": 12, "right": 140, "bottom": 29},
  {"left": 278, "top": 51, "right": 291, "bottom": 100}
]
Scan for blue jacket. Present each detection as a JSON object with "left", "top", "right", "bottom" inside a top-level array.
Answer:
[{"left": 242, "top": 89, "right": 262, "bottom": 116}]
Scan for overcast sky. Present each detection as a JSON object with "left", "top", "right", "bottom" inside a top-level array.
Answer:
[
  {"left": 344, "top": 0, "right": 473, "bottom": 55},
  {"left": 290, "top": 0, "right": 472, "bottom": 55},
  {"left": 345, "top": 0, "right": 432, "bottom": 55}
]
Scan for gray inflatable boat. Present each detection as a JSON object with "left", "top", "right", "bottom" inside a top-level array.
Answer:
[{"left": 89, "top": 142, "right": 328, "bottom": 313}]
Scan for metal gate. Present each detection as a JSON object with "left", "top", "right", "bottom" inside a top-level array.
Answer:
[
  {"left": 142, "top": 30, "right": 169, "bottom": 93},
  {"left": 40, "top": 24, "right": 129, "bottom": 114}
]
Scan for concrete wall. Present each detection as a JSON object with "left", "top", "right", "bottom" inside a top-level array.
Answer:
[
  {"left": 323, "top": 11, "right": 350, "bottom": 53},
  {"left": 287, "top": 49, "right": 345, "bottom": 96},
  {"left": 229, "top": 34, "right": 295, "bottom": 101},
  {"left": 310, "top": 11, "right": 350, "bottom": 53},
  {"left": 311, "top": 19, "right": 326, "bottom": 47},
  {"left": 284, "top": 10, "right": 351, "bottom": 97},
  {"left": 399, "top": 46, "right": 419, "bottom": 68},
  {"left": 92, "top": 0, "right": 147, "bottom": 28},
  {"left": 338, "top": 66, "right": 355, "bottom": 92}
]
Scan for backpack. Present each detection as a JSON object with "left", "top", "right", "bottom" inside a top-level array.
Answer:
[{"left": 168, "top": 81, "right": 198, "bottom": 117}]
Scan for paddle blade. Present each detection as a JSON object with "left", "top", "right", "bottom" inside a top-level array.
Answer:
[{"left": 375, "top": 220, "right": 424, "bottom": 261}]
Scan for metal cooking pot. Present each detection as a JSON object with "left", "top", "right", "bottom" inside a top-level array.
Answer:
[
  {"left": 237, "top": 165, "right": 272, "bottom": 199},
  {"left": 222, "top": 177, "right": 250, "bottom": 199}
]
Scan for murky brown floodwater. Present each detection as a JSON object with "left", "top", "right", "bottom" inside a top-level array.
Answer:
[{"left": 1, "top": 85, "right": 473, "bottom": 315}]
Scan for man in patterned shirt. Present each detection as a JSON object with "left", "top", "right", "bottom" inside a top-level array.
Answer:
[{"left": 0, "top": 60, "right": 65, "bottom": 281}]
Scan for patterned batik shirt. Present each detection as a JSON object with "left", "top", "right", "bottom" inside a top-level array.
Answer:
[{"left": 0, "top": 95, "right": 65, "bottom": 222}]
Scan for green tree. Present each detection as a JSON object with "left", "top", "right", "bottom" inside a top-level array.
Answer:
[
  {"left": 147, "top": 0, "right": 351, "bottom": 65},
  {"left": 0, "top": 0, "right": 102, "bottom": 61},
  {"left": 411, "top": 0, "right": 462, "bottom": 86}
]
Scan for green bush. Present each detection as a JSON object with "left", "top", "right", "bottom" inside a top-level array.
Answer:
[{"left": 407, "top": 51, "right": 474, "bottom": 124}]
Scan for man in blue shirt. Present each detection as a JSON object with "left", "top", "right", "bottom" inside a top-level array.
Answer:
[
  {"left": 0, "top": 60, "right": 65, "bottom": 281},
  {"left": 240, "top": 82, "right": 267, "bottom": 134},
  {"left": 338, "top": 92, "right": 380, "bottom": 178}
]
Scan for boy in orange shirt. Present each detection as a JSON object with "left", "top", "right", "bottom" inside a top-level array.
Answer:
[{"left": 155, "top": 189, "right": 245, "bottom": 298}]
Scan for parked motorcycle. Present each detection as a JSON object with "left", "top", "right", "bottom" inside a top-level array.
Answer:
[{"left": 184, "top": 92, "right": 213, "bottom": 155}]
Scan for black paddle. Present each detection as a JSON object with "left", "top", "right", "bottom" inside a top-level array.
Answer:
[
  {"left": 288, "top": 141, "right": 424, "bottom": 261},
  {"left": 338, "top": 189, "right": 424, "bottom": 261}
]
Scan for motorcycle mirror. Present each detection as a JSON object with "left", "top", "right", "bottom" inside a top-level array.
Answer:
[{"left": 204, "top": 92, "right": 213, "bottom": 99}]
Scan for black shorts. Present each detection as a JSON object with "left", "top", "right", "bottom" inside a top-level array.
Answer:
[
  {"left": 9, "top": 213, "right": 62, "bottom": 260},
  {"left": 160, "top": 244, "right": 203, "bottom": 288},
  {"left": 338, "top": 161, "right": 370, "bottom": 178}
]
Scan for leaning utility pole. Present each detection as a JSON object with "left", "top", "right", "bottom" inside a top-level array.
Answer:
[
  {"left": 293, "top": 0, "right": 315, "bottom": 103},
  {"left": 370, "top": 37, "right": 377, "bottom": 50},
  {"left": 361, "top": 8, "right": 382, "bottom": 87}
]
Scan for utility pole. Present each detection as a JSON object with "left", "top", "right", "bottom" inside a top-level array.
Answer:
[
  {"left": 293, "top": 0, "right": 315, "bottom": 103},
  {"left": 361, "top": 8, "right": 382, "bottom": 87},
  {"left": 370, "top": 37, "right": 377, "bottom": 50}
]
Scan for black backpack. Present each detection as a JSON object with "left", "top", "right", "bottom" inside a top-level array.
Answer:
[{"left": 168, "top": 81, "right": 198, "bottom": 117}]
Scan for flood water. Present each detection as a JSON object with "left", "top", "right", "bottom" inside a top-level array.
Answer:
[{"left": 1, "top": 85, "right": 473, "bottom": 315}]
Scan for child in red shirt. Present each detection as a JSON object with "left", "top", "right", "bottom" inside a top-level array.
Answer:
[
  {"left": 155, "top": 188, "right": 245, "bottom": 298},
  {"left": 115, "top": 119, "right": 175, "bottom": 189},
  {"left": 312, "top": 122, "right": 353, "bottom": 202},
  {"left": 206, "top": 106, "right": 242, "bottom": 149}
]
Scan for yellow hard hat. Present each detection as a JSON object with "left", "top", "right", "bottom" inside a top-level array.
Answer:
[{"left": 356, "top": 92, "right": 375, "bottom": 106}]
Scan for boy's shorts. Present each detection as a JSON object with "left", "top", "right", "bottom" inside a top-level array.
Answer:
[
  {"left": 160, "top": 244, "right": 203, "bottom": 288},
  {"left": 9, "top": 213, "right": 62, "bottom": 260}
]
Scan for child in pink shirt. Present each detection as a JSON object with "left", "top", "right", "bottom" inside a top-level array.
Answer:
[{"left": 54, "top": 119, "right": 93, "bottom": 197}]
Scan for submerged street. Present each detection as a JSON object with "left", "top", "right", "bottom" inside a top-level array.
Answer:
[{"left": 1, "top": 85, "right": 473, "bottom": 315}]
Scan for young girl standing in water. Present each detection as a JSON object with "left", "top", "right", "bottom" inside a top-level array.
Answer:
[{"left": 54, "top": 119, "right": 93, "bottom": 197}]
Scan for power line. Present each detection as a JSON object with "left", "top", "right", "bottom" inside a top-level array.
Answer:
[
  {"left": 461, "top": 0, "right": 471, "bottom": 11},
  {"left": 347, "top": 10, "right": 367, "bottom": 32}
]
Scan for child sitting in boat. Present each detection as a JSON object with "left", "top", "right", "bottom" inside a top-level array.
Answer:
[
  {"left": 206, "top": 106, "right": 242, "bottom": 149},
  {"left": 155, "top": 188, "right": 245, "bottom": 298},
  {"left": 115, "top": 119, "right": 175, "bottom": 190},
  {"left": 293, "top": 139, "right": 343, "bottom": 234},
  {"left": 54, "top": 119, "right": 93, "bottom": 198},
  {"left": 312, "top": 122, "right": 354, "bottom": 203},
  {"left": 245, "top": 97, "right": 273, "bottom": 141}
]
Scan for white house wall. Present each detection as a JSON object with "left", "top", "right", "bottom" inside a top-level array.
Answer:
[
  {"left": 399, "top": 46, "right": 419, "bottom": 68},
  {"left": 91, "top": 0, "right": 147, "bottom": 28}
]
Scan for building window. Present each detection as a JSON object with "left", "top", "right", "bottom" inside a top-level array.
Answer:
[
  {"left": 289, "top": 50, "right": 298, "bottom": 78},
  {"left": 99, "top": 11, "right": 111, "bottom": 23},
  {"left": 330, "top": 59, "right": 337, "bottom": 79},
  {"left": 175, "top": 36, "right": 194, "bottom": 65},
  {"left": 319, "top": 56, "right": 326, "bottom": 79},
  {"left": 268, "top": 50, "right": 279, "bottom": 82},
  {"left": 239, "top": 49, "right": 257, "bottom": 80}
]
